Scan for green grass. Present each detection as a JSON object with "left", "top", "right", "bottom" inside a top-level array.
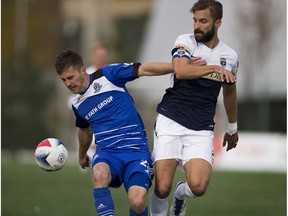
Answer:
[{"left": 2, "top": 162, "right": 286, "bottom": 216}]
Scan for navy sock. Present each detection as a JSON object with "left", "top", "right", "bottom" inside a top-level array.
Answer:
[
  {"left": 129, "top": 207, "right": 148, "bottom": 216},
  {"left": 94, "top": 187, "right": 114, "bottom": 216}
]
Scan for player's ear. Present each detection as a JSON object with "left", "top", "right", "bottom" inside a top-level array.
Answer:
[
  {"left": 215, "top": 19, "right": 222, "bottom": 28},
  {"left": 80, "top": 67, "right": 86, "bottom": 75}
]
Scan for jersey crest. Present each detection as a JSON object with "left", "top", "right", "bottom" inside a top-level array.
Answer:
[
  {"left": 93, "top": 82, "right": 102, "bottom": 93},
  {"left": 220, "top": 57, "right": 227, "bottom": 67}
]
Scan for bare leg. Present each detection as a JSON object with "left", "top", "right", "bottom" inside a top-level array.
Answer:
[
  {"left": 184, "top": 158, "right": 212, "bottom": 197},
  {"left": 150, "top": 159, "right": 178, "bottom": 216}
]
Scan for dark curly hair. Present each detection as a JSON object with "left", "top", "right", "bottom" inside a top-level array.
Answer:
[
  {"left": 55, "top": 50, "right": 83, "bottom": 74},
  {"left": 191, "top": 0, "right": 223, "bottom": 21}
]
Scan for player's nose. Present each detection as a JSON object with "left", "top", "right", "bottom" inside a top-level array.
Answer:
[
  {"left": 65, "top": 80, "right": 72, "bottom": 88},
  {"left": 194, "top": 21, "right": 200, "bottom": 29}
]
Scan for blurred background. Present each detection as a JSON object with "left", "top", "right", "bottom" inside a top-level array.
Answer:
[{"left": 2, "top": 0, "right": 286, "bottom": 215}]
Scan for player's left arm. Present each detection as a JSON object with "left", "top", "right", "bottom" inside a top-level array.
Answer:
[
  {"left": 138, "top": 62, "right": 174, "bottom": 77},
  {"left": 137, "top": 59, "right": 208, "bottom": 77},
  {"left": 222, "top": 83, "right": 239, "bottom": 151}
]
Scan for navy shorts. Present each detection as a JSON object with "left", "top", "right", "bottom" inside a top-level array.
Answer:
[{"left": 92, "top": 149, "right": 154, "bottom": 191}]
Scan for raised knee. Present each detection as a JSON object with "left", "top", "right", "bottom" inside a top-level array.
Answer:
[
  {"left": 128, "top": 193, "right": 146, "bottom": 213},
  {"left": 188, "top": 181, "right": 208, "bottom": 197},
  {"left": 155, "top": 185, "right": 172, "bottom": 199},
  {"left": 93, "top": 169, "right": 110, "bottom": 187},
  {"left": 192, "top": 186, "right": 207, "bottom": 197}
]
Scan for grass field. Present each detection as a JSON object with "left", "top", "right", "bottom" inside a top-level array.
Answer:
[{"left": 2, "top": 161, "right": 286, "bottom": 216}]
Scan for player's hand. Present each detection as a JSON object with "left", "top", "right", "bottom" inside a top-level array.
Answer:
[
  {"left": 222, "top": 132, "right": 238, "bottom": 151},
  {"left": 214, "top": 65, "right": 236, "bottom": 83},
  {"left": 191, "top": 57, "right": 207, "bottom": 66},
  {"left": 79, "top": 154, "right": 91, "bottom": 169}
]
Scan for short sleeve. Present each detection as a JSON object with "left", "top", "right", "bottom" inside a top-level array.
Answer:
[
  {"left": 72, "top": 105, "right": 90, "bottom": 128},
  {"left": 101, "top": 63, "right": 140, "bottom": 87},
  {"left": 231, "top": 59, "right": 240, "bottom": 76},
  {"left": 172, "top": 34, "right": 195, "bottom": 60}
]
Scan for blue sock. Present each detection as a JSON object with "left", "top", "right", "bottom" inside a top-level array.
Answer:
[
  {"left": 129, "top": 207, "right": 148, "bottom": 216},
  {"left": 94, "top": 187, "right": 114, "bottom": 216}
]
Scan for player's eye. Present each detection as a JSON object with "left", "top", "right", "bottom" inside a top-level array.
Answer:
[{"left": 200, "top": 19, "right": 208, "bottom": 24}]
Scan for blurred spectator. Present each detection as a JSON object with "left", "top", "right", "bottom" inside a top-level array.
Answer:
[{"left": 86, "top": 42, "right": 111, "bottom": 74}]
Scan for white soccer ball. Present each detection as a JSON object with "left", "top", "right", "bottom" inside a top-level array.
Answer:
[{"left": 35, "top": 138, "right": 68, "bottom": 172}]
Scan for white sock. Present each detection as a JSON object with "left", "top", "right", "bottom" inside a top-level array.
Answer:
[
  {"left": 175, "top": 182, "right": 196, "bottom": 200},
  {"left": 149, "top": 191, "right": 168, "bottom": 216}
]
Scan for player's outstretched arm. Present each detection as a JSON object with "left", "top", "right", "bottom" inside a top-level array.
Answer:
[
  {"left": 138, "top": 62, "right": 174, "bottom": 77},
  {"left": 78, "top": 127, "right": 93, "bottom": 168},
  {"left": 222, "top": 83, "right": 239, "bottom": 151}
]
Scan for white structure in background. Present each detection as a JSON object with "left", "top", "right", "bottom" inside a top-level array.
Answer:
[
  {"left": 214, "top": 132, "right": 286, "bottom": 173},
  {"left": 130, "top": 0, "right": 286, "bottom": 172}
]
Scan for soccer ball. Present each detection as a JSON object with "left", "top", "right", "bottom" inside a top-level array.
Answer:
[{"left": 35, "top": 138, "right": 68, "bottom": 171}]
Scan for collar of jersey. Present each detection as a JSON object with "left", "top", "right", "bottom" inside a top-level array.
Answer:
[{"left": 80, "top": 74, "right": 93, "bottom": 95}]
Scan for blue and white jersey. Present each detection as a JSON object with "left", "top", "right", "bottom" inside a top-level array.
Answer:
[
  {"left": 71, "top": 63, "right": 149, "bottom": 151},
  {"left": 157, "top": 34, "right": 239, "bottom": 131}
]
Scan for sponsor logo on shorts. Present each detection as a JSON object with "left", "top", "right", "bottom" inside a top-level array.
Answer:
[{"left": 140, "top": 160, "right": 150, "bottom": 174}]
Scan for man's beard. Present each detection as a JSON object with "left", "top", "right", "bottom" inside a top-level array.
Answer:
[{"left": 194, "top": 25, "right": 215, "bottom": 43}]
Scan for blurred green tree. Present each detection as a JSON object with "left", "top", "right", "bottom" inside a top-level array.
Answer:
[{"left": 2, "top": 0, "right": 63, "bottom": 150}]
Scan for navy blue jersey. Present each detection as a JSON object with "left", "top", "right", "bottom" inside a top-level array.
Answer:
[
  {"left": 71, "top": 63, "right": 149, "bottom": 151},
  {"left": 157, "top": 34, "right": 239, "bottom": 131},
  {"left": 157, "top": 77, "right": 221, "bottom": 131}
]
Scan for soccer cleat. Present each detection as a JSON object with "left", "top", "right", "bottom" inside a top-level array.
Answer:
[{"left": 170, "top": 181, "right": 186, "bottom": 216}]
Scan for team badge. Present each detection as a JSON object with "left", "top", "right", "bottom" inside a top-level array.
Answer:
[
  {"left": 93, "top": 82, "right": 102, "bottom": 93},
  {"left": 220, "top": 58, "right": 226, "bottom": 68}
]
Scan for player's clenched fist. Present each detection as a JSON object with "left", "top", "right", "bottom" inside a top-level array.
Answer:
[
  {"left": 79, "top": 154, "right": 90, "bottom": 169},
  {"left": 222, "top": 132, "right": 239, "bottom": 151}
]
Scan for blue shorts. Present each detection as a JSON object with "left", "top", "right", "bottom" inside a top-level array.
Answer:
[{"left": 92, "top": 149, "right": 154, "bottom": 191}]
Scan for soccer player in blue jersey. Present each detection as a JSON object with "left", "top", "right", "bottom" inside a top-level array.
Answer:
[
  {"left": 54, "top": 50, "right": 176, "bottom": 216},
  {"left": 149, "top": 1, "right": 239, "bottom": 215}
]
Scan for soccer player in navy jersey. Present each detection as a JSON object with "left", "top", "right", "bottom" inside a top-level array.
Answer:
[{"left": 149, "top": 1, "right": 239, "bottom": 215}]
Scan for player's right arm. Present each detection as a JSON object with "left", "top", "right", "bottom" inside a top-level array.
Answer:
[
  {"left": 71, "top": 105, "right": 92, "bottom": 169},
  {"left": 172, "top": 46, "right": 235, "bottom": 83},
  {"left": 78, "top": 127, "right": 93, "bottom": 169}
]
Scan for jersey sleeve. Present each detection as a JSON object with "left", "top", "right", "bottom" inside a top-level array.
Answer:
[
  {"left": 72, "top": 105, "right": 90, "bottom": 128},
  {"left": 171, "top": 34, "right": 194, "bottom": 60},
  {"left": 231, "top": 59, "right": 240, "bottom": 76},
  {"left": 223, "top": 48, "right": 239, "bottom": 77},
  {"left": 101, "top": 63, "right": 141, "bottom": 87}
]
